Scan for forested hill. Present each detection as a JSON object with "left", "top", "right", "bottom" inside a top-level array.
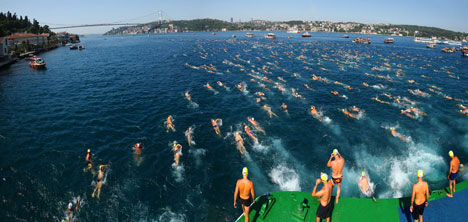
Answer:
[{"left": 0, "top": 11, "right": 53, "bottom": 37}]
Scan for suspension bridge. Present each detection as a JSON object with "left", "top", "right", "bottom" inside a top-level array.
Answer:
[{"left": 46, "top": 10, "right": 164, "bottom": 30}]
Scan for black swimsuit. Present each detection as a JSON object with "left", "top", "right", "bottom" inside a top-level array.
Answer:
[
  {"left": 316, "top": 201, "right": 332, "bottom": 219},
  {"left": 238, "top": 197, "right": 252, "bottom": 206}
]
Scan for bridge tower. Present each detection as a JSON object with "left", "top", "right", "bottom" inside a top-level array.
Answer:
[{"left": 157, "top": 10, "right": 163, "bottom": 25}]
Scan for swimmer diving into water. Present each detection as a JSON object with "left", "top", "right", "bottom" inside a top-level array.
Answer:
[{"left": 211, "top": 118, "right": 222, "bottom": 135}]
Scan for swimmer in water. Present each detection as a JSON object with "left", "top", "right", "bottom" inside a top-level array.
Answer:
[
  {"left": 166, "top": 115, "right": 175, "bottom": 132},
  {"left": 389, "top": 127, "right": 410, "bottom": 143},
  {"left": 92, "top": 164, "right": 109, "bottom": 199},
  {"left": 185, "top": 127, "right": 195, "bottom": 146},
  {"left": 359, "top": 172, "right": 376, "bottom": 202},
  {"left": 281, "top": 102, "right": 288, "bottom": 113},
  {"left": 66, "top": 197, "right": 80, "bottom": 222},
  {"left": 263, "top": 105, "right": 278, "bottom": 118},
  {"left": 244, "top": 125, "right": 258, "bottom": 143},
  {"left": 185, "top": 91, "right": 191, "bottom": 101},
  {"left": 173, "top": 143, "right": 182, "bottom": 166},
  {"left": 341, "top": 108, "right": 356, "bottom": 118},
  {"left": 133, "top": 143, "right": 143, "bottom": 166},
  {"left": 247, "top": 117, "right": 266, "bottom": 135},
  {"left": 211, "top": 118, "right": 222, "bottom": 135},
  {"left": 234, "top": 132, "right": 247, "bottom": 154},
  {"left": 84, "top": 149, "right": 92, "bottom": 172}
]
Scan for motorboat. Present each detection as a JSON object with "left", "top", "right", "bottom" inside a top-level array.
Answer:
[
  {"left": 264, "top": 33, "right": 276, "bottom": 39},
  {"left": 246, "top": 33, "right": 254, "bottom": 38},
  {"left": 384, "top": 38, "right": 394, "bottom": 43},
  {"left": 301, "top": 32, "right": 311, "bottom": 38},
  {"left": 426, "top": 44, "right": 436, "bottom": 48},
  {"left": 69, "top": 45, "right": 78, "bottom": 50},
  {"left": 342, "top": 35, "right": 350, "bottom": 38},
  {"left": 29, "top": 57, "right": 46, "bottom": 68}
]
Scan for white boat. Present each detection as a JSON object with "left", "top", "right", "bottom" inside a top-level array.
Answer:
[
  {"left": 264, "top": 33, "right": 276, "bottom": 39},
  {"left": 301, "top": 32, "right": 311, "bottom": 38},
  {"left": 448, "top": 41, "right": 462, "bottom": 46},
  {"left": 287, "top": 29, "right": 300, "bottom": 34},
  {"left": 246, "top": 33, "right": 254, "bottom": 38}
]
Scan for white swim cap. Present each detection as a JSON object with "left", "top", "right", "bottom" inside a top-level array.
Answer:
[
  {"left": 417, "top": 170, "right": 423, "bottom": 178},
  {"left": 333, "top": 149, "right": 339, "bottom": 155},
  {"left": 449, "top": 151, "right": 454, "bottom": 157},
  {"left": 320, "top": 173, "right": 328, "bottom": 182},
  {"left": 242, "top": 167, "right": 248, "bottom": 175}
]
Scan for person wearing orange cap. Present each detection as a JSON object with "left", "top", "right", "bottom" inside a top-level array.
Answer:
[
  {"left": 312, "top": 173, "right": 334, "bottom": 222},
  {"left": 410, "top": 170, "right": 429, "bottom": 222},
  {"left": 447, "top": 150, "right": 460, "bottom": 197},
  {"left": 166, "top": 115, "right": 175, "bottom": 132},
  {"left": 234, "top": 167, "right": 255, "bottom": 222},
  {"left": 211, "top": 118, "right": 222, "bottom": 135},
  {"left": 134, "top": 143, "right": 143, "bottom": 166}
]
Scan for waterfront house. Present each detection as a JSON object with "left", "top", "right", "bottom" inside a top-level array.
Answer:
[
  {"left": 6, "top": 33, "right": 48, "bottom": 49},
  {"left": 0, "top": 37, "right": 8, "bottom": 57}
]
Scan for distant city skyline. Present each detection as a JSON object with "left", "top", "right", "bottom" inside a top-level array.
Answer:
[{"left": 4, "top": 0, "right": 468, "bottom": 34}]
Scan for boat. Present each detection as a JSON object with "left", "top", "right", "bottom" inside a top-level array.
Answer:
[
  {"left": 78, "top": 45, "right": 85, "bottom": 50},
  {"left": 69, "top": 45, "right": 78, "bottom": 50},
  {"left": 352, "top": 37, "right": 371, "bottom": 44},
  {"left": 29, "top": 57, "right": 46, "bottom": 68},
  {"left": 211, "top": 32, "right": 216, "bottom": 36},
  {"left": 287, "top": 29, "right": 300, "bottom": 34},
  {"left": 232, "top": 35, "right": 237, "bottom": 38},
  {"left": 301, "top": 32, "right": 311, "bottom": 38},
  {"left": 235, "top": 180, "right": 468, "bottom": 222},
  {"left": 384, "top": 38, "right": 394, "bottom": 43},
  {"left": 342, "top": 35, "right": 350, "bottom": 38},
  {"left": 264, "top": 33, "right": 277, "bottom": 39},
  {"left": 246, "top": 33, "right": 254, "bottom": 38},
  {"left": 447, "top": 41, "right": 462, "bottom": 46},
  {"left": 441, "top": 47, "right": 455, "bottom": 53},
  {"left": 65, "top": 43, "right": 72, "bottom": 46},
  {"left": 462, "top": 49, "right": 468, "bottom": 57},
  {"left": 426, "top": 44, "right": 436, "bottom": 48}
]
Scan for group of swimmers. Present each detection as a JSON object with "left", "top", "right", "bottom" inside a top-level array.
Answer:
[{"left": 234, "top": 149, "right": 463, "bottom": 222}]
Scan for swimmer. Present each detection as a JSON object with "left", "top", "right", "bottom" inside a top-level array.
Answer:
[
  {"left": 166, "top": 115, "right": 175, "bottom": 132},
  {"left": 133, "top": 143, "right": 143, "bottom": 166},
  {"left": 341, "top": 108, "right": 356, "bottom": 118},
  {"left": 185, "top": 91, "right": 191, "bottom": 101},
  {"left": 447, "top": 151, "right": 460, "bottom": 197},
  {"left": 84, "top": 149, "right": 92, "bottom": 172},
  {"left": 247, "top": 117, "right": 266, "bottom": 135},
  {"left": 327, "top": 149, "right": 345, "bottom": 204},
  {"left": 173, "top": 143, "right": 183, "bottom": 166},
  {"left": 92, "top": 164, "right": 109, "bottom": 199},
  {"left": 211, "top": 118, "right": 222, "bottom": 135},
  {"left": 410, "top": 170, "right": 429, "bottom": 222},
  {"left": 234, "top": 167, "right": 255, "bottom": 222},
  {"left": 281, "top": 102, "right": 288, "bottom": 113},
  {"left": 66, "top": 197, "right": 80, "bottom": 222},
  {"left": 263, "top": 105, "right": 278, "bottom": 118},
  {"left": 312, "top": 173, "right": 334, "bottom": 222},
  {"left": 244, "top": 125, "right": 258, "bottom": 143},
  {"left": 185, "top": 127, "right": 195, "bottom": 146},
  {"left": 304, "top": 84, "right": 312, "bottom": 90},
  {"left": 389, "top": 127, "right": 410, "bottom": 143},
  {"left": 359, "top": 172, "right": 376, "bottom": 202},
  {"left": 234, "top": 132, "right": 247, "bottom": 154}
]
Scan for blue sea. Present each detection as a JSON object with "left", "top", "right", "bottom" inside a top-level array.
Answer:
[{"left": 0, "top": 31, "right": 467, "bottom": 221}]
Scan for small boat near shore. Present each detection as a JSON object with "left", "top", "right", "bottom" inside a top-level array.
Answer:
[
  {"left": 427, "top": 44, "right": 436, "bottom": 48},
  {"left": 69, "top": 45, "right": 78, "bottom": 50},
  {"left": 232, "top": 34, "right": 236, "bottom": 38},
  {"left": 301, "top": 32, "right": 311, "bottom": 38},
  {"left": 246, "top": 33, "right": 254, "bottom": 38},
  {"left": 342, "top": 35, "right": 350, "bottom": 38},
  {"left": 384, "top": 38, "right": 394, "bottom": 43},
  {"left": 264, "top": 33, "right": 276, "bottom": 39},
  {"left": 29, "top": 57, "right": 46, "bottom": 68},
  {"left": 78, "top": 45, "right": 85, "bottom": 50},
  {"left": 441, "top": 47, "right": 455, "bottom": 53},
  {"left": 353, "top": 37, "right": 371, "bottom": 44},
  {"left": 462, "top": 49, "right": 468, "bottom": 57}
]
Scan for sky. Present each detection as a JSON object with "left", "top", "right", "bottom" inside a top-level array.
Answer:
[{"left": 3, "top": 0, "right": 468, "bottom": 34}]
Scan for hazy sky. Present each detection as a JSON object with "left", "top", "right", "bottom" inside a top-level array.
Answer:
[{"left": 4, "top": 0, "right": 468, "bottom": 34}]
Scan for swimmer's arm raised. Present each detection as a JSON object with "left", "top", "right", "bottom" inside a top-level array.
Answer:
[
  {"left": 327, "top": 154, "right": 333, "bottom": 167},
  {"left": 312, "top": 179, "right": 325, "bottom": 197}
]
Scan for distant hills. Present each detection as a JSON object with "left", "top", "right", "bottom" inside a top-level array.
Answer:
[{"left": 104, "top": 18, "right": 467, "bottom": 41}]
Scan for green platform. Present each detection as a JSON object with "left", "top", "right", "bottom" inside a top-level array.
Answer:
[{"left": 236, "top": 180, "right": 468, "bottom": 222}]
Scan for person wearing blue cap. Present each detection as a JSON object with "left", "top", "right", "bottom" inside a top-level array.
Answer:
[
  {"left": 234, "top": 167, "right": 255, "bottom": 222},
  {"left": 410, "top": 170, "right": 429, "bottom": 222}
]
